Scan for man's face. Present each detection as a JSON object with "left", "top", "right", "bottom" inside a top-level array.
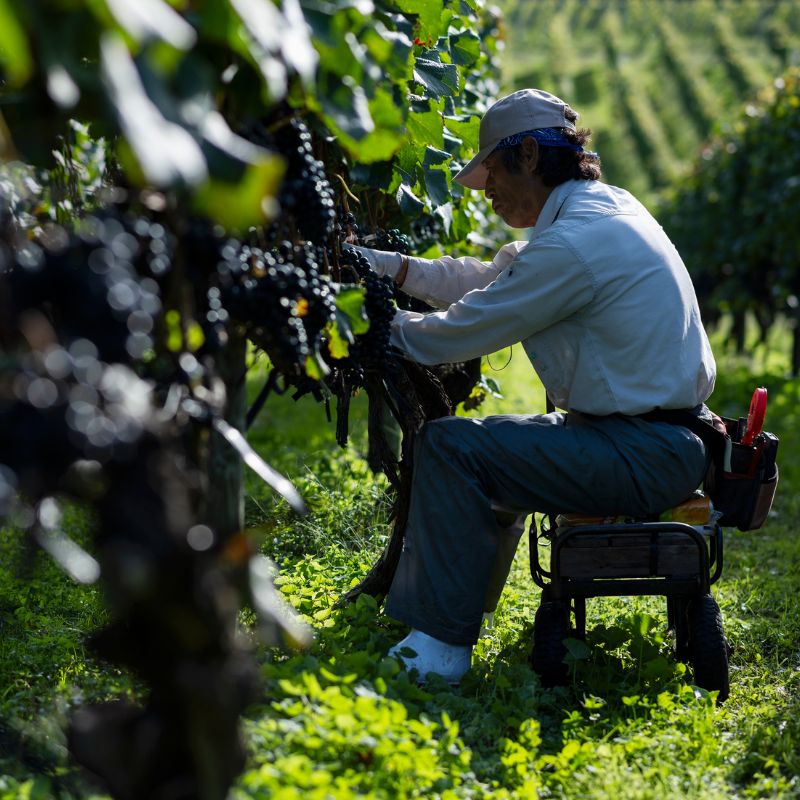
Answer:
[{"left": 483, "top": 149, "right": 541, "bottom": 228}]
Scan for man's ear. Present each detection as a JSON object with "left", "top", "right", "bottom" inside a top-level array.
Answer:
[{"left": 520, "top": 136, "right": 539, "bottom": 173}]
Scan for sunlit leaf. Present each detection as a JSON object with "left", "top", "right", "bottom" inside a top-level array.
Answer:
[
  {"left": 392, "top": 0, "right": 444, "bottom": 43},
  {"left": 230, "top": 0, "right": 317, "bottom": 91},
  {"left": 318, "top": 75, "right": 374, "bottom": 142},
  {"left": 249, "top": 555, "right": 314, "bottom": 647},
  {"left": 305, "top": 351, "right": 328, "bottom": 380},
  {"left": 435, "top": 200, "right": 453, "bottom": 236},
  {"left": 326, "top": 315, "right": 352, "bottom": 359},
  {"left": 101, "top": 33, "right": 207, "bottom": 187},
  {"left": 422, "top": 147, "right": 451, "bottom": 207},
  {"left": 194, "top": 155, "right": 284, "bottom": 231},
  {"left": 413, "top": 58, "right": 459, "bottom": 99},
  {"left": 0, "top": 0, "right": 33, "bottom": 86},
  {"left": 407, "top": 107, "right": 443, "bottom": 150},
  {"left": 444, "top": 114, "right": 480, "bottom": 152},
  {"left": 449, "top": 30, "right": 480, "bottom": 66},
  {"left": 423, "top": 163, "right": 450, "bottom": 208},
  {"left": 334, "top": 285, "right": 368, "bottom": 335},
  {"left": 396, "top": 183, "right": 424, "bottom": 217},
  {"left": 103, "top": 0, "right": 197, "bottom": 49},
  {"left": 342, "top": 87, "right": 404, "bottom": 162}
]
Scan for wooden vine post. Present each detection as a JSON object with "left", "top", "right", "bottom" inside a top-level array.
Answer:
[{"left": 206, "top": 330, "right": 248, "bottom": 539}]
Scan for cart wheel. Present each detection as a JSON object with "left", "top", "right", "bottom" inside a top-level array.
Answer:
[
  {"left": 531, "top": 600, "right": 570, "bottom": 687},
  {"left": 687, "top": 593, "right": 730, "bottom": 702}
]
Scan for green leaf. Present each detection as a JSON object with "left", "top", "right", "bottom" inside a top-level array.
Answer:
[
  {"left": 422, "top": 146, "right": 451, "bottom": 169},
  {"left": 366, "top": 26, "right": 413, "bottom": 81},
  {"left": 423, "top": 147, "right": 452, "bottom": 207},
  {"left": 194, "top": 154, "right": 284, "bottom": 232},
  {"left": 326, "top": 315, "right": 352, "bottom": 359},
  {"left": 305, "top": 351, "right": 328, "bottom": 380},
  {"left": 392, "top": 0, "right": 445, "bottom": 43},
  {"left": 0, "top": 0, "right": 32, "bottom": 86},
  {"left": 101, "top": 0, "right": 197, "bottom": 49},
  {"left": 449, "top": 30, "right": 481, "bottom": 66},
  {"left": 444, "top": 114, "right": 480, "bottom": 153},
  {"left": 318, "top": 74, "right": 374, "bottom": 142},
  {"left": 395, "top": 143, "right": 423, "bottom": 184},
  {"left": 407, "top": 107, "right": 443, "bottom": 150},
  {"left": 334, "top": 286, "right": 369, "bottom": 335},
  {"left": 413, "top": 58, "right": 459, "bottom": 99},
  {"left": 424, "top": 163, "right": 450, "bottom": 208},
  {"left": 101, "top": 35, "right": 208, "bottom": 187},
  {"left": 435, "top": 201, "right": 453, "bottom": 236},
  {"left": 229, "top": 0, "right": 317, "bottom": 88},
  {"left": 563, "top": 638, "right": 591, "bottom": 661},
  {"left": 343, "top": 87, "right": 404, "bottom": 163},
  {"left": 396, "top": 183, "right": 425, "bottom": 217}
]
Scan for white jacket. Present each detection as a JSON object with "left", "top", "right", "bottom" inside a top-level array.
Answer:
[{"left": 364, "top": 179, "right": 716, "bottom": 416}]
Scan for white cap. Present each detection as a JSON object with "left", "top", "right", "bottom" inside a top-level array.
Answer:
[{"left": 454, "top": 89, "right": 576, "bottom": 190}]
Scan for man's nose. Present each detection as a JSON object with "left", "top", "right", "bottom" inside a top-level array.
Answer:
[{"left": 484, "top": 178, "right": 495, "bottom": 199}]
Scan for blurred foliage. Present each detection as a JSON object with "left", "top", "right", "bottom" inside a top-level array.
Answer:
[
  {"left": 0, "top": 0, "right": 503, "bottom": 248},
  {"left": 660, "top": 68, "right": 800, "bottom": 370},
  {"left": 500, "top": 0, "right": 800, "bottom": 207},
  {"left": 0, "top": 3, "right": 505, "bottom": 797}
]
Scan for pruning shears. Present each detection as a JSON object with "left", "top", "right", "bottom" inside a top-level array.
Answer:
[{"left": 741, "top": 387, "right": 767, "bottom": 446}]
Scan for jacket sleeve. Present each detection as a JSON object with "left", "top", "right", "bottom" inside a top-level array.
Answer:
[
  {"left": 390, "top": 235, "right": 595, "bottom": 364},
  {"left": 399, "top": 240, "right": 529, "bottom": 308}
]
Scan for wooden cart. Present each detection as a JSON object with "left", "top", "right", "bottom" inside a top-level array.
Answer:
[{"left": 529, "top": 503, "right": 730, "bottom": 700}]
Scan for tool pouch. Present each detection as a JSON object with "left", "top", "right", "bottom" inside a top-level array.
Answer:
[{"left": 704, "top": 418, "right": 779, "bottom": 531}]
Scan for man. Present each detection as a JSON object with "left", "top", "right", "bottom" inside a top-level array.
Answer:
[{"left": 352, "top": 88, "right": 715, "bottom": 683}]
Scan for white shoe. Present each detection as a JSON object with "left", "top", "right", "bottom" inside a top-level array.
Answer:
[{"left": 388, "top": 629, "right": 472, "bottom": 684}]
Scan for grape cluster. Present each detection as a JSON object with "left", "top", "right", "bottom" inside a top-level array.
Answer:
[
  {"left": 5, "top": 209, "right": 167, "bottom": 364},
  {"left": 412, "top": 215, "right": 441, "bottom": 250},
  {"left": 273, "top": 118, "right": 336, "bottom": 244},
  {"left": 221, "top": 241, "right": 336, "bottom": 375},
  {"left": 339, "top": 246, "right": 397, "bottom": 373},
  {"left": 335, "top": 209, "right": 359, "bottom": 244},
  {"left": 0, "top": 340, "right": 157, "bottom": 525},
  {"left": 374, "top": 227, "right": 412, "bottom": 255}
]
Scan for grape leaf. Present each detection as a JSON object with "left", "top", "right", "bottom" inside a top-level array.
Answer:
[
  {"left": 335, "top": 286, "right": 369, "bottom": 336},
  {"left": 449, "top": 30, "right": 480, "bottom": 66},
  {"left": 444, "top": 114, "right": 480, "bottom": 153},
  {"left": 391, "top": 0, "right": 444, "bottom": 43},
  {"left": 423, "top": 147, "right": 452, "bottom": 208},
  {"left": 407, "top": 107, "right": 443, "bottom": 150},
  {"left": 413, "top": 58, "right": 459, "bottom": 99},
  {"left": 396, "top": 183, "right": 425, "bottom": 216}
]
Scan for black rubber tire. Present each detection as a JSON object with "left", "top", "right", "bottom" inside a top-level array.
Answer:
[
  {"left": 687, "top": 593, "right": 730, "bottom": 702},
  {"left": 531, "top": 600, "right": 570, "bottom": 687}
]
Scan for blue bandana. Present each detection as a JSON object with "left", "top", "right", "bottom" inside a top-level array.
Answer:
[{"left": 494, "top": 127, "right": 596, "bottom": 156}]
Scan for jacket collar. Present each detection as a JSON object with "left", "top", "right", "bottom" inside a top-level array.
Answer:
[{"left": 530, "top": 179, "right": 583, "bottom": 239}]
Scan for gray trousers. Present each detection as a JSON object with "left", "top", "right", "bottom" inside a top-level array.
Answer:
[{"left": 384, "top": 412, "right": 708, "bottom": 645}]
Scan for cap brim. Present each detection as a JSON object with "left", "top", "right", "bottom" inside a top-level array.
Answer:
[{"left": 453, "top": 141, "right": 497, "bottom": 190}]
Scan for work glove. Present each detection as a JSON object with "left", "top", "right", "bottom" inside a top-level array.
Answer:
[{"left": 343, "top": 244, "right": 403, "bottom": 280}]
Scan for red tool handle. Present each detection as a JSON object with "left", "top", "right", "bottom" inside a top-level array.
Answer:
[{"left": 741, "top": 387, "right": 767, "bottom": 445}]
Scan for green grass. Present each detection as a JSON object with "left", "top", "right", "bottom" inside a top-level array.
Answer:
[{"left": 2, "top": 328, "right": 799, "bottom": 798}]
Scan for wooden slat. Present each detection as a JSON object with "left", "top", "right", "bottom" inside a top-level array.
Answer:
[{"left": 557, "top": 532, "right": 703, "bottom": 579}]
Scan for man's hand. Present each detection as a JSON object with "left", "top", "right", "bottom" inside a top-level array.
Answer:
[{"left": 343, "top": 244, "right": 403, "bottom": 281}]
